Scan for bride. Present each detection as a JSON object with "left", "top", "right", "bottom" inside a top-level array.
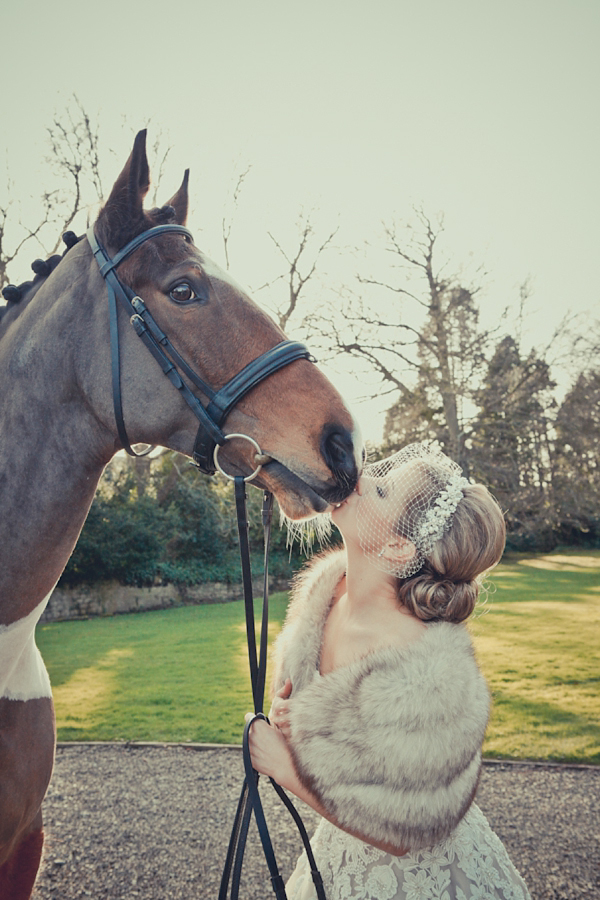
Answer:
[{"left": 246, "top": 443, "right": 531, "bottom": 900}]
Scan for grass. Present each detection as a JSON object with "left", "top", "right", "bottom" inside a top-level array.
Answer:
[
  {"left": 38, "top": 593, "right": 290, "bottom": 744},
  {"left": 37, "top": 549, "right": 600, "bottom": 763},
  {"left": 469, "top": 549, "right": 600, "bottom": 764}
]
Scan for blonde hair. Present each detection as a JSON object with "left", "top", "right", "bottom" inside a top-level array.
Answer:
[{"left": 397, "top": 483, "right": 506, "bottom": 623}]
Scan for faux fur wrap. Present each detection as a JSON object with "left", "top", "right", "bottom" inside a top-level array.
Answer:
[{"left": 271, "top": 549, "right": 490, "bottom": 850}]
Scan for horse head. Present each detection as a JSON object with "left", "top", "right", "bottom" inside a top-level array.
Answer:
[{"left": 76, "top": 131, "right": 361, "bottom": 518}]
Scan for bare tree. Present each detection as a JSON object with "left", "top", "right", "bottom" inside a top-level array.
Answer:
[
  {"left": 1, "top": 96, "right": 105, "bottom": 288},
  {"left": 1, "top": 100, "right": 176, "bottom": 294},
  {"left": 221, "top": 165, "right": 252, "bottom": 270},
  {"left": 253, "top": 210, "right": 338, "bottom": 335},
  {"left": 43, "top": 97, "right": 105, "bottom": 251},
  {"left": 0, "top": 181, "right": 52, "bottom": 288},
  {"left": 315, "top": 210, "right": 495, "bottom": 465}
]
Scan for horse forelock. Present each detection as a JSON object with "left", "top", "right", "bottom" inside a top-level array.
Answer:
[
  {"left": 109, "top": 220, "right": 198, "bottom": 293},
  {"left": 95, "top": 203, "right": 178, "bottom": 254}
]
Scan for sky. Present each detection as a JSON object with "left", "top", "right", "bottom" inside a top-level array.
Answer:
[{"left": 1, "top": 0, "right": 598, "bottom": 441}]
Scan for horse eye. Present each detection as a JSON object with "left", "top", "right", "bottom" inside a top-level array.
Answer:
[
  {"left": 169, "top": 283, "right": 196, "bottom": 303},
  {"left": 376, "top": 485, "right": 387, "bottom": 498}
]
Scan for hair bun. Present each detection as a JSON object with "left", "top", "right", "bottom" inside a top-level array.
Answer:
[{"left": 399, "top": 572, "right": 479, "bottom": 623}]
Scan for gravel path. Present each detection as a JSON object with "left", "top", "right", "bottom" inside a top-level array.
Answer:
[{"left": 32, "top": 745, "right": 599, "bottom": 900}]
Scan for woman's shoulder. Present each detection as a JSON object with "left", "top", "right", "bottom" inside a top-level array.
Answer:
[
  {"left": 376, "top": 606, "right": 428, "bottom": 653},
  {"left": 364, "top": 619, "right": 481, "bottom": 684},
  {"left": 308, "top": 619, "right": 487, "bottom": 726},
  {"left": 353, "top": 621, "right": 489, "bottom": 728}
]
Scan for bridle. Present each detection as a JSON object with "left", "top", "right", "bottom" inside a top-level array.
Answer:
[
  {"left": 87, "top": 222, "right": 327, "bottom": 899},
  {"left": 86, "top": 222, "right": 313, "bottom": 474}
]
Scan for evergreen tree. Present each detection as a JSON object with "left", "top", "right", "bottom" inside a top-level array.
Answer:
[
  {"left": 470, "top": 336, "right": 557, "bottom": 550},
  {"left": 553, "top": 370, "right": 600, "bottom": 545}
]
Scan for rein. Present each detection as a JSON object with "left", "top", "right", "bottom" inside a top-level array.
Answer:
[
  {"left": 86, "top": 224, "right": 312, "bottom": 473},
  {"left": 216, "top": 448, "right": 326, "bottom": 900},
  {"left": 87, "top": 222, "right": 326, "bottom": 898}
]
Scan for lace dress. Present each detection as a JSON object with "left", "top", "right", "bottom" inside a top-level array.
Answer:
[{"left": 286, "top": 803, "right": 531, "bottom": 900}]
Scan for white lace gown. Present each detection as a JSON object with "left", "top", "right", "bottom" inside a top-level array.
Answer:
[{"left": 286, "top": 802, "right": 531, "bottom": 900}]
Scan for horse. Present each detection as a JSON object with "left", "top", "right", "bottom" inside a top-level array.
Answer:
[{"left": 0, "top": 130, "right": 362, "bottom": 899}]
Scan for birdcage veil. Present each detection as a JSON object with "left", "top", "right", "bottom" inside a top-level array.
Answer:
[{"left": 356, "top": 443, "right": 470, "bottom": 579}]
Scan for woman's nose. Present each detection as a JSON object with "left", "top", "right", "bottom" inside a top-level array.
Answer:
[{"left": 356, "top": 475, "right": 373, "bottom": 496}]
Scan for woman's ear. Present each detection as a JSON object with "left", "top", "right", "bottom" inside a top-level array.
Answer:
[{"left": 379, "top": 537, "right": 416, "bottom": 567}]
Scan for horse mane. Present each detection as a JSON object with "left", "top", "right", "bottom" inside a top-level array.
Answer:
[
  {"left": 0, "top": 230, "right": 82, "bottom": 334},
  {"left": 0, "top": 204, "right": 177, "bottom": 337}
]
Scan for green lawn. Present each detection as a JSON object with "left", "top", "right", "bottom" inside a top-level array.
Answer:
[
  {"left": 468, "top": 550, "right": 600, "bottom": 764},
  {"left": 38, "top": 593, "right": 289, "bottom": 745},
  {"left": 37, "top": 549, "right": 600, "bottom": 763}
]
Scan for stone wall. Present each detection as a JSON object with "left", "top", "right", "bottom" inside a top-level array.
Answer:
[{"left": 41, "top": 576, "right": 291, "bottom": 623}]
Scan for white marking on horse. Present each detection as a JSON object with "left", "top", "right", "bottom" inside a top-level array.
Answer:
[{"left": 0, "top": 594, "right": 52, "bottom": 700}]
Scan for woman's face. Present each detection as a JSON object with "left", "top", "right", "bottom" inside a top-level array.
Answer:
[{"left": 331, "top": 468, "right": 411, "bottom": 549}]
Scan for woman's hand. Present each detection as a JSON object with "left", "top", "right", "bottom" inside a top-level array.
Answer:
[
  {"left": 269, "top": 678, "right": 293, "bottom": 740},
  {"left": 244, "top": 712, "right": 296, "bottom": 788},
  {"left": 244, "top": 709, "right": 407, "bottom": 857}
]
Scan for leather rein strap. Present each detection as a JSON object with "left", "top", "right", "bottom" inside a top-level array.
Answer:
[
  {"left": 86, "top": 224, "right": 312, "bottom": 473},
  {"left": 219, "top": 480, "right": 326, "bottom": 900}
]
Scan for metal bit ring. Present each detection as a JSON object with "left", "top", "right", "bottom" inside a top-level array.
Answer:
[{"left": 213, "top": 433, "right": 265, "bottom": 483}]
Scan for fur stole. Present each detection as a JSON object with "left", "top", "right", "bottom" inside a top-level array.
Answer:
[{"left": 271, "top": 549, "right": 490, "bottom": 850}]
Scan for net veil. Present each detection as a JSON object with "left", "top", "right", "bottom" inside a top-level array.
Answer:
[{"left": 356, "top": 443, "right": 470, "bottom": 579}]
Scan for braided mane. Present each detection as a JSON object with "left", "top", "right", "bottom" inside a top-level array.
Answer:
[
  {"left": 0, "top": 204, "right": 177, "bottom": 335},
  {"left": 0, "top": 231, "right": 82, "bottom": 332}
]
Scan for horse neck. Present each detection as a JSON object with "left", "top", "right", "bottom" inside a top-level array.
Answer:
[{"left": 0, "top": 263, "right": 115, "bottom": 625}]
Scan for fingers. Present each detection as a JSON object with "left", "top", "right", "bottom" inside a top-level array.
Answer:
[
  {"left": 271, "top": 680, "right": 293, "bottom": 733},
  {"left": 271, "top": 706, "right": 285, "bottom": 724},
  {"left": 270, "top": 705, "right": 292, "bottom": 740},
  {"left": 244, "top": 713, "right": 267, "bottom": 771},
  {"left": 243, "top": 711, "right": 290, "bottom": 780},
  {"left": 277, "top": 678, "right": 293, "bottom": 699},
  {"left": 270, "top": 697, "right": 290, "bottom": 726}
]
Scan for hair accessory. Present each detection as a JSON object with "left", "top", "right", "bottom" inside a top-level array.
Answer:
[
  {"left": 355, "top": 442, "right": 469, "bottom": 579},
  {"left": 416, "top": 474, "right": 470, "bottom": 553}
]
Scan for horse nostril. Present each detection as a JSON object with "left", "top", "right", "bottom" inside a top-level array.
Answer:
[
  {"left": 327, "top": 433, "right": 351, "bottom": 465},
  {"left": 322, "top": 426, "right": 358, "bottom": 490}
]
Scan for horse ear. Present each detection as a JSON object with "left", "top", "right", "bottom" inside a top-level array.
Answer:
[
  {"left": 164, "top": 169, "right": 189, "bottom": 225},
  {"left": 97, "top": 130, "right": 151, "bottom": 247}
]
